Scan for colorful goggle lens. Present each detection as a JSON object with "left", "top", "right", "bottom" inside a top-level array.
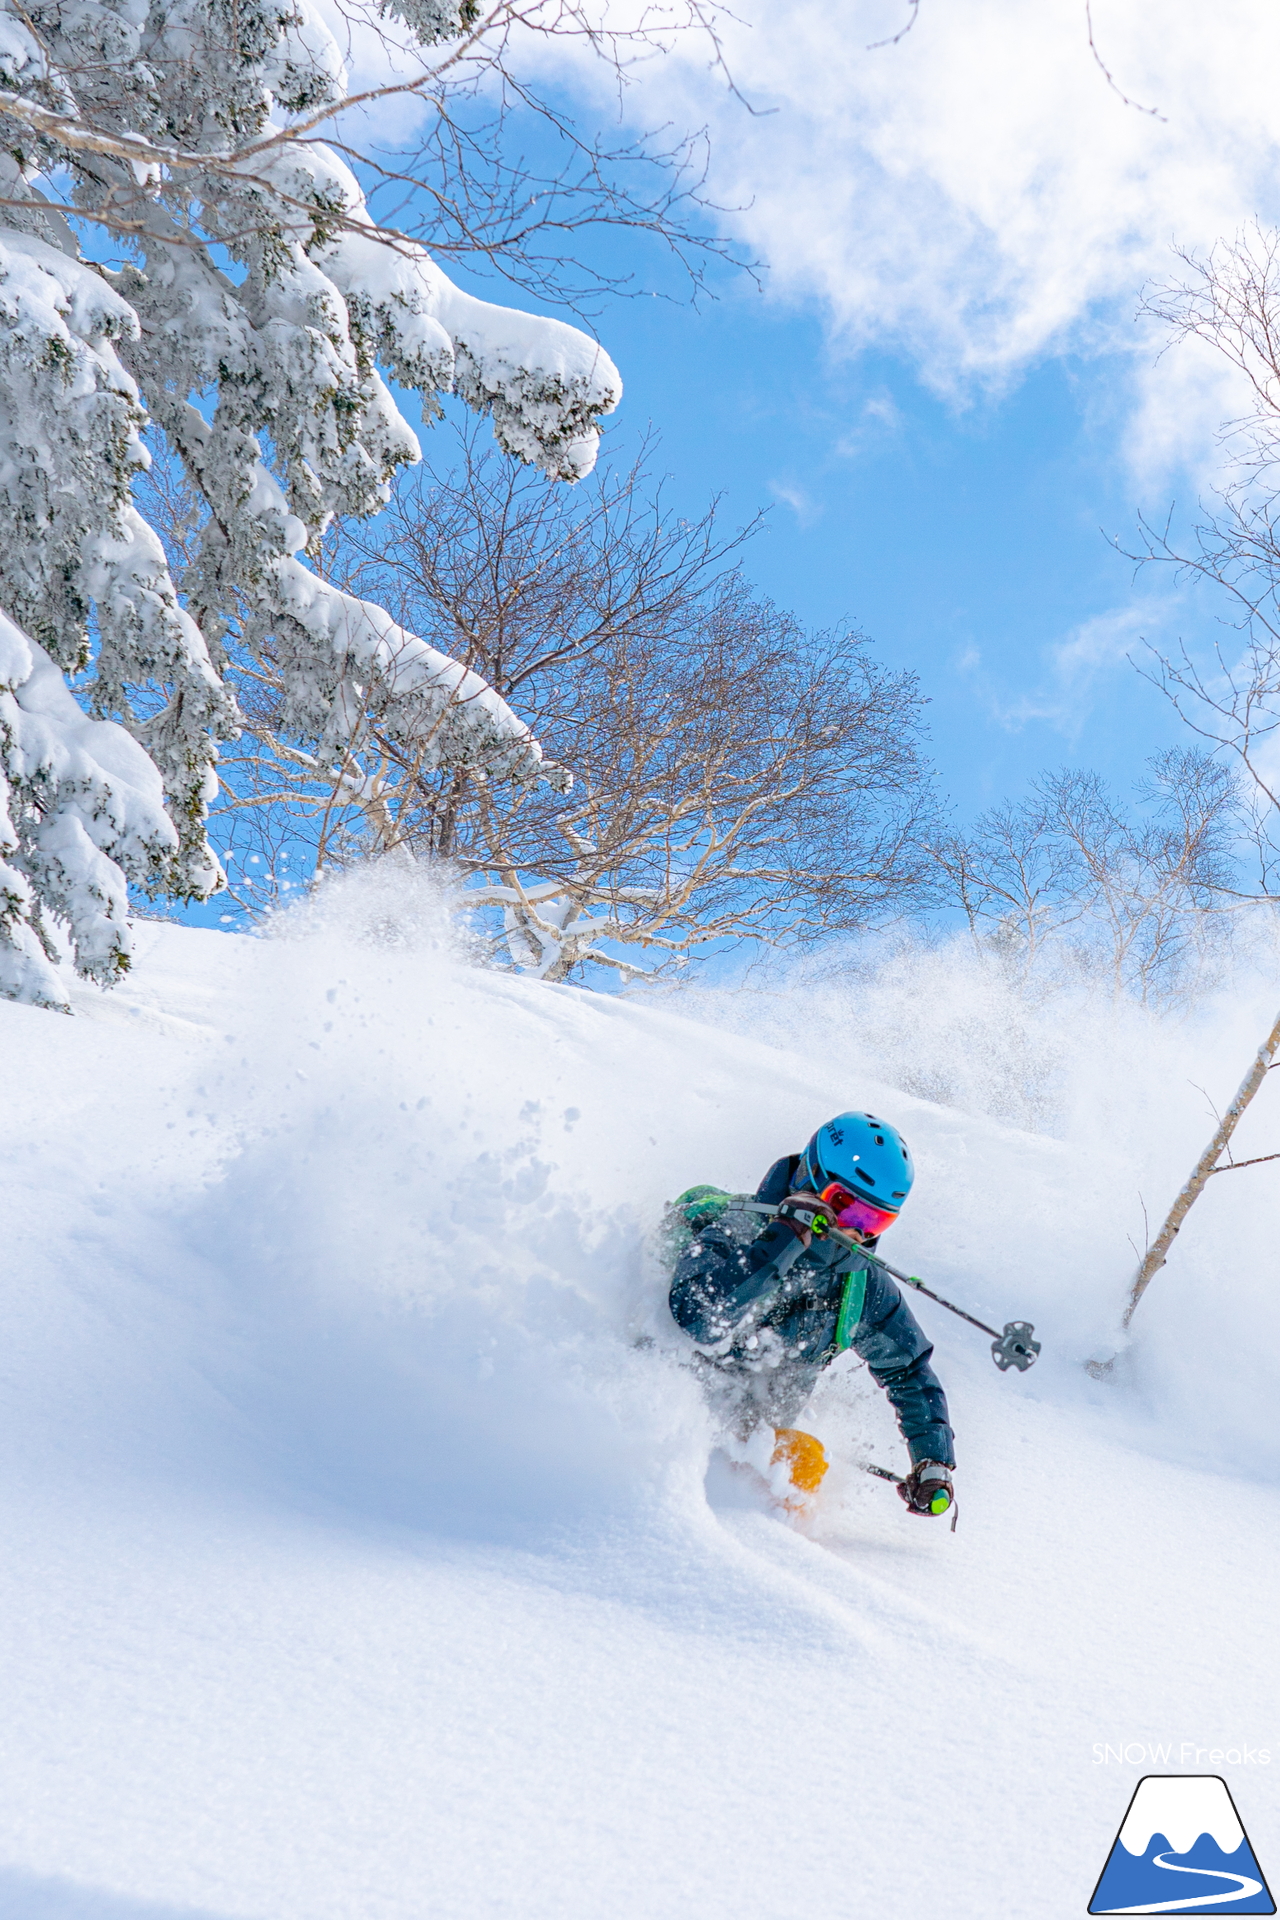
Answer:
[{"left": 819, "top": 1182, "right": 900, "bottom": 1239}]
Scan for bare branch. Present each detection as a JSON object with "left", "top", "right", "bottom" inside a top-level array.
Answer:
[
  {"left": 926, "top": 747, "right": 1239, "bottom": 1000},
  {"left": 1084, "top": 1, "right": 1166, "bottom": 120},
  {"left": 867, "top": 1, "right": 921, "bottom": 53},
  {"left": 215, "top": 424, "right": 939, "bottom": 969}
]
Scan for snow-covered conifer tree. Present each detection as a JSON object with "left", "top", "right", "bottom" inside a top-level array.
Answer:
[{"left": 0, "top": 0, "right": 628, "bottom": 1003}]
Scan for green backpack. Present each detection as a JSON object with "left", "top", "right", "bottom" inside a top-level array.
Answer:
[
  {"left": 658, "top": 1185, "right": 769, "bottom": 1266},
  {"left": 658, "top": 1184, "right": 867, "bottom": 1351}
]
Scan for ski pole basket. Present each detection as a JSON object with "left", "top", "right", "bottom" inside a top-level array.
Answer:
[{"left": 991, "top": 1321, "right": 1041, "bottom": 1371}]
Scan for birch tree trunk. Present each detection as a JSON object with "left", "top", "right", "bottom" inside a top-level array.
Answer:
[{"left": 1090, "top": 1009, "right": 1280, "bottom": 1373}]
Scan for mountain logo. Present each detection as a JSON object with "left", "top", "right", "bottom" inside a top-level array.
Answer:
[{"left": 1089, "top": 1775, "right": 1275, "bottom": 1914}]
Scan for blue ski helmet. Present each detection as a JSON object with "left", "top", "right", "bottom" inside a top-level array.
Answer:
[{"left": 802, "top": 1111, "right": 914, "bottom": 1214}]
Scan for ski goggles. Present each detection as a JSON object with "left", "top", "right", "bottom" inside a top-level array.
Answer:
[{"left": 818, "top": 1181, "right": 899, "bottom": 1240}]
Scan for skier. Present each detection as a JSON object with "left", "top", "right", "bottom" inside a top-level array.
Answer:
[{"left": 668, "top": 1111, "right": 956, "bottom": 1516}]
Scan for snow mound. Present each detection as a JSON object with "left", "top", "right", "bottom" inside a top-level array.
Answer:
[{"left": 1, "top": 890, "right": 1278, "bottom": 1917}]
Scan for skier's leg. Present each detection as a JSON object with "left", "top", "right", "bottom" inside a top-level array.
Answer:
[
  {"left": 749, "top": 1356, "right": 830, "bottom": 1499},
  {"left": 696, "top": 1347, "right": 831, "bottom": 1501},
  {"left": 771, "top": 1426, "right": 829, "bottom": 1492}
]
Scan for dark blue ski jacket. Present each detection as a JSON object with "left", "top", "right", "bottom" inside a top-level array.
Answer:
[{"left": 669, "top": 1154, "right": 955, "bottom": 1468}]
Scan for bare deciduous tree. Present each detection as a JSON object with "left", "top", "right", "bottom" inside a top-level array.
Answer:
[
  {"left": 215, "top": 430, "right": 938, "bottom": 978},
  {"left": 1130, "top": 225, "right": 1280, "bottom": 890},
  {"left": 928, "top": 750, "right": 1240, "bottom": 1002},
  {"left": 1075, "top": 225, "right": 1280, "bottom": 1345},
  {"left": 454, "top": 591, "right": 935, "bottom": 980}
]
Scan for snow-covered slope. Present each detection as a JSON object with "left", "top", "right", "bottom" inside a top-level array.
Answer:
[{"left": 1, "top": 884, "right": 1278, "bottom": 1919}]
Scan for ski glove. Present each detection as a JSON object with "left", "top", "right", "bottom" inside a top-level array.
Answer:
[
  {"left": 774, "top": 1192, "right": 833, "bottom": 1245},
  {"left": 898, "top": 1460, "right": 954, "bottom": 1518}
]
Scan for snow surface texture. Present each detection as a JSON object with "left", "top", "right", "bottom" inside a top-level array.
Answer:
[
  {"left": 2, "top": 876, "right": 1279, "bottom": 1917},
  {"left": 0, "top": 0, "right": 620, "bottom": 1001}
]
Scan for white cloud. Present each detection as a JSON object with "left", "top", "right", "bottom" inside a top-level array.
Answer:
[
  {"left": 767, "top": 478, "right": 818, "bottom": 522},
  {"left": 830, "top": 387, "right": 906, "bottom": 457},
  {"left": 548, "top": 0, "right": 1280, "bottom": 485},
  {"left": 309, "top": 0, "right": 440, "bottom": 144},
  {"left": 1122, "top": 332, "right": 1251, "bottom": 496},
  {"left": 291, "top": 0, "right": 1280, "bottom": 491},
  {"left": 1049, "top": 599, "right": 1163, "bottom": 690},
  {"left": 980, "top": 593, "right": 1183, "bottom": 736},
  {"left": 860, "top": 392, "right": 901, "bottom": 430}
]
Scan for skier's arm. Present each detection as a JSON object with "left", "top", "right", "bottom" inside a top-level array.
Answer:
[
  {"left": 850, "top": 1265, "right": 956, "bottom": 1469},
  {"left": 669, "top": 1217, "right": 809, "bottom": 1347}
]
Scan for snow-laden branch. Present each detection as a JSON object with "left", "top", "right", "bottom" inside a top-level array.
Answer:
[
  {"left": 0, "top": 0, "right": 654, "bottom": 1002},
  {"left": 0, "top": 229, "right": 234, "bottom": 925},
  {"left": 0, "top": 609, "right": 177, "bottom": 1005}
]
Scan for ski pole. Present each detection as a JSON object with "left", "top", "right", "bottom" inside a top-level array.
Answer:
[
  {"left": 729, "top": 1198, "right": 1043, "bottom": 1367},
  {"left": 834, "top": 1233, "right": 1040, "bottom": 1372},
  {"left": 730, "top": 1200, "right": 1040, "bottom": 1370}
]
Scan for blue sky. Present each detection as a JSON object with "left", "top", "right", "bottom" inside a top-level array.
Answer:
[
  {"left": 494, "top": 0, "right": 1280, "bottom": 821},
  {"left": 195, "top": 312, "right": 1210, "bottom": 928},
  {"left": 582, "top": 289, "right": 1193, "bottom": 821},
  {"left": 354, "top": 0, "right": 1280, "bottom": 825},
  {"left": 181, "top": 0, "right": 1280, "bottom": 925}
]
